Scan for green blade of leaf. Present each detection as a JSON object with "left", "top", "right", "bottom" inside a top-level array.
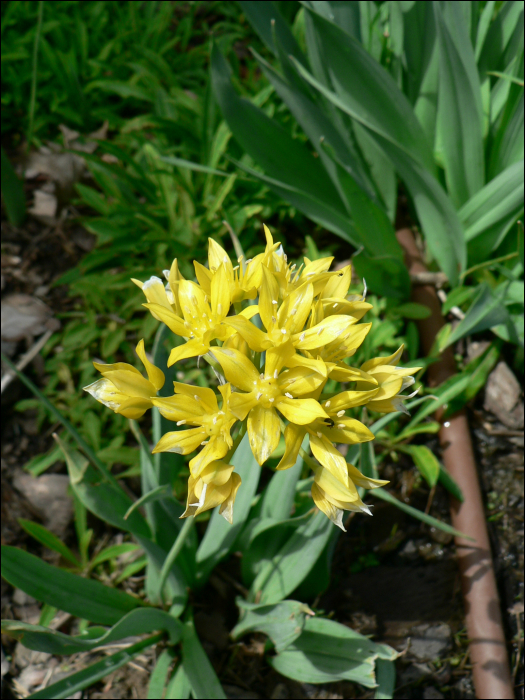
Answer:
[
  {"left": 434, "top": 3, "right": 484, "bottom": 208},
  {"left": 374, "top": 659, "right": 396, "bottom": 699},
  {"left": 401, "top": 445, "right": 440, "bottom": 487},
  {"left": 123, "top": 484, "right": 171, "bottom": 520},
  {"left": 88, "top": 543, "right": 142, "bottom": 570},
  {"left": 166, "top": 662, "right": 192, "bottom": 700},
  {"left": 250, "top": 510, "right": 333, "bottom": 604},
  {"left": 371, "top": 489, "right": 471, "bottom": 539},
  {"left": 2, "top": 607, "right": 182, "bottom": 656},
  {"left": 438, "top": 465, "right": 464, "bottom": 502},
  {"left": 1, "top": 546, "right": 142, "bottom": 625},
  {"left": 231, "top": 599, "right": 311, "bottom": 653},
  {"left": 442, "top": 283, "right": 510, "bottom": 348},
  {"left": 17, "top": 519, "right": 81, "bottom": 567},
  {"left": 26, "top": 633, "right": 163, "bottom": 700},
  {"left": 287, "top": 54, "right": 466, "bottom": 284},
  {"left": 148, "top": 649, "right": 175, "bottom": 700},
  {"left": 182, "top": 620, "right": 226, "bottom": 699}
]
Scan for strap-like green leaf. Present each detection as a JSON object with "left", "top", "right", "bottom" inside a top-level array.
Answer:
[
  {"left": 182, "top": 620, "right": 226, "bottom": 699},
  {"left": 231, "top": 598, "right": 311, "bottom": 653},
  {"left": 1, "top": 546, "right": 141, "bottom": 625},
  {"left": 17, "top": 519, "right": 81, "bottom": 568},
  {"left": 27, "top": 633, "right": 163, "bottom": 700},
  {"left": 2, "top": 607, "right": 182, "bottom": 655}
]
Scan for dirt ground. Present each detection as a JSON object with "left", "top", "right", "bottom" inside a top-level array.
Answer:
[{"left": 1, "top": 205, "right": 523, "bottom": 699}]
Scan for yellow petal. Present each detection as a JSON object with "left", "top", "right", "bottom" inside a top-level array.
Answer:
[
  {"left": 265, "top": 345, "right": 293, "bottom": 378},
  {"left": 168, "top": 339, "right": 210, "bottom": 367},
  {"left": 346, "top": 462, "right": 389, "bottom": 489},
  {"left": 212, "top": 347, "right": 259, "bottom": 391},
  {"left": 294, "top": 315, "right": 358, "bottom": 350},
  {"left": 278, "top": 282, "right": 313, "bottom": 334},
  {"left": 247, "top": 405, "right": 281, "bottom": 465},
  {"left": 322, "top": 299, "right": 372, "bottom": 320},
  {"left": 193, "top": 261, "right": 212, "bottom": 296},
  {"left": 84, "top": 378, "right": 130, "bottom": 412},
  {"left": 239, "top": 305, "right": 260, "bottom": 319},
  {"left": 115, "top": 397, "right": 154, "bottom": 419},
  {"left": 278, "top": 366, "right": 326, "bottom": 396},
  {"left": 143, "top": 303, "right": 187, "bottom": 336},
  {"left": 259, "top": 265, "right": 280, "bottom": 331},
  {"left": 326, "top": 389, "right": 379, "bottom": 411},
  {"left": 229, "top": 392, "right": 257, "bottom": 420},
  {"left": 135, "top": 339, "right": 164, "bottom": 391},
  {"left": 219, "top": 472, "right": 242, "bottom": 524},
  {"left": 368, "top": 376, "right": 404, "bottom": 401},
  {"left": 286, "top": 352, "right": 329, "bottom": 378},
  {"left": 276, "top": 423, "right": 307, "bottom": 470},
  {"left": 277, "top": 397, "right": 328, "bottom": 425},
  {"left": 93, "top": 361, "right": 142, "bottom": 377},
  {"left": 152, "top": 395, "right": 205, "bottom": 422},
  {"left": 321, "top": 418, "right": 374, "bottom": 445},
  {"left": 311, "top": 483, "right": 346, "bottom": 531},
  {"left": 132, "top": 276, "right": 171, "bottom": 310},
  {"left": 329, "top": 363, "right": 378, "bottom": 384},
  {"left": 225, "top": 315, "right": 269, "bottom": 352},
  {"left": 172, "top": 382, "right": 218, "bottom": 413},
  {"left": 178, "top": 280, "right": 209, "bottom": 324},
  {"left": 152, "top": 427, "right": 205, "bottom": 455},
  {"left": 309, "top": 433, "right": 348, "bottom": 484},
  {"left": 189, "top": 437, "right": 229, "bottom": 476},
  {"left": 361, "top": 345, "right": 404, "bottom": 371},
  {"left": 208, "top": 238, "right": 231, "bottom": 273},
  {"left": 313, "top": 463, "right": 359, "bottom": 502},
  {"left": 321, "top": 265, "right": 351, "bottom": 299},
  {"left": 198, "top": 459, "right": 234, "bottom": 486},
  {"left": 211, "top": 263, "right": 231, "bottom": 319},
  {"left": 101, "top": 369, "right": 154, "bottom": 399}
]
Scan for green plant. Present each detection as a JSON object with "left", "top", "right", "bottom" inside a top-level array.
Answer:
[
  {"left": 210, "top": 1, "right": 523, "bottom": 349},
  {"left": 1, "top": 228, "right": 469, "bottom": 698}
]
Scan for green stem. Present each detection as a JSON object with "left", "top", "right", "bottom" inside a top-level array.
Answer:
[
  {"left": 226, "top": 421, "right": 247, "bottom": 462},
  {"left": 1, "top": 352, "right": 121, "bottom": 490},
  {"left": 158, "top": 517, "right": 195, "bottom": 604},
  {"left": 27, "top": 1, "right": 44, "bottom": 149},
  {"left": 460, "top": 251, "right": 518, "bottom": 280},
  {"left": 299, "top": 447, "right": 317, "bottom": 471}
]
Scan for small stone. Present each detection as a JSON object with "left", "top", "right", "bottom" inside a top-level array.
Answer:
[
  {"left": 12, "top": 470, "right": 73, "bottom": 538},
  {"left": 484, "top": 362, "right": 524, "bottom": 429},
  {"left": 409, "top": 623, "right": 452, "bottom": 661},
  {"left": 399, "top": 540, "right": 418, "bottom": 558}
]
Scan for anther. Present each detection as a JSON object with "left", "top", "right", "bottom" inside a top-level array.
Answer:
[
  {"left": 337, "top": 423, "right": 345, "bottom": 429},
  {"left": 317, "top": 432, "right": 323, "bottom": 438},
  {"left": 194, "top": 395, "right": 200, "bottom": 401},
  {"left": 281, "top": 328, "right": 287, "bottom": 334},
  {"left": 274, "top": 370, "right": 279, "bottom": 379},
  {"left": 256, "top": 392, "right": 262, "bottom": 400},
  {"left": 177, "top": 420, "right": 187, "bottom": 426},
  {"left": 269, "top": 397, "right": 275, "bottom": 402},
  {"left": 299, "top": 332, "right": 305, "bottom": 341},
  {"left": 285, "top": 392, "right": 293, "bottom": 398},
  {"left": 213, "top": 416, "right": 217, "bottom": 424},
  {"left": 272, "top": 300, "right": 278, "bottom": 304},
  {"left": 337, "top": 410, "right": 345, "bottom": 417},
  {"left": 325, "top": 400, "right": 331, "bottom": 408}
]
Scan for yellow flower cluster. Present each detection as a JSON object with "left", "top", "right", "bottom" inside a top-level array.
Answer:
[{"left": 85, "top": 226, "right": 420, "bottom": 529}]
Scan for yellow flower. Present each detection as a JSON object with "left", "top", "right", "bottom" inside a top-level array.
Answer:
[
  {"left": 182, "top": 460, "right": 242, "bottom": 523},
  {"left": 84, "top": 339, "right": 164, "bottom": 419},
  {"left": 226, "top": 266, "right": 361, "bottom": 377},
  {"left": 131, "top": 258, "right": 185, "bottom": 318},
  {"left": 311, "top": 461, "right": 388, "bottom": 531},
  {"left": 152, "top": 383, "right": 237, "bottom": 477},
  {"left": 277, "top": 388, "right": 378, "bottom": 482},
  {"left": 358, "top": 345, "right": 421, "bottom": 414},
  {"left": 194, "top": 238, "right": 265, "bottom": 303},
  {"left": 212, "top": 346, "right": 329, "bottom": 465},
  {"left": 141, "top": 264, "right": 235, "bottom": 366}
]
